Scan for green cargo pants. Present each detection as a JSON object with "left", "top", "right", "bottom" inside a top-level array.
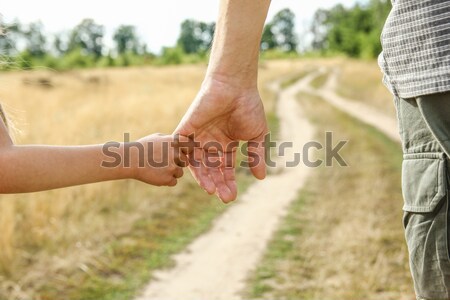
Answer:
[{"left": 395, "top": 92, "right": 450, "bottom": 300}]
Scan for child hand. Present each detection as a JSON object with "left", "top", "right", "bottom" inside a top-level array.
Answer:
[{"left": 132, "top": 134, "right": 187, "bottom": 187}]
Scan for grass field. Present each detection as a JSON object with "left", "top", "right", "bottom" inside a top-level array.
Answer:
[
  {"left": 244, "top": 73, "right": 412, "bottom": 299},
  {"left": 0, "top": 58, "right": 402, "bottom": 299},
  {"left": 0, "top": 59, "right": 319, "bottom": 300}
]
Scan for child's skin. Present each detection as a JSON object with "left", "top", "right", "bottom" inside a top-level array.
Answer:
[{"left": 0, "top": 117, "right": 186, "bottom": 193}]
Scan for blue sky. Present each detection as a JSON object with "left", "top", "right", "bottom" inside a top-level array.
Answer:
[{"left": 1, "top": 0, "right": 362, "bottom": 53}]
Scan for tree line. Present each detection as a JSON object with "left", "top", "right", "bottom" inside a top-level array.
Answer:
[
  {"left": 311, "top": 0, "right": 391, "bottom": 58},
  {"left": 0, "top": 8, "right": 297, "bottom": 70},
  {"left": 0, "top": 1, "right": 391, "bottom": 70}
]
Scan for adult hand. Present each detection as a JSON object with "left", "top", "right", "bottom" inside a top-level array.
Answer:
[
  {"left": 175, "top": 76, "right": 268, "bottom": 203},
  {"left": 174, "top": 0, "right": 271, "bottom": 202}
]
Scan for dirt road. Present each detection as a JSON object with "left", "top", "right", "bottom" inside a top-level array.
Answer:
[
  {"left": 308, "top": 69, "right": 400, "bottom": 143},
  {"left": 136, "top": 73, "right": 318, "bottom": 300}
]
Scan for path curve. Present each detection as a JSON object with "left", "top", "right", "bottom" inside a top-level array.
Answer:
[
  {"left": 306, "top": 69, "right": 400, "bottom": 143},
  {"left": 135, "top": 73, "right": 319, "bottom": 300}
]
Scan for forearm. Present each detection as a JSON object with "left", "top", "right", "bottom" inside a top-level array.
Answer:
[
  {"left": 0, "top": 144, "right": 131, "bottom": 193},
  {"left": 206, "top": 0, "right": 271, "bottom": 88}
]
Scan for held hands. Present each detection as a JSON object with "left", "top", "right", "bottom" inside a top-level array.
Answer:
[
  {"left": 131, "top": 134, "right": 186, "bottom": 187},
  {"left": 131, "top": 76, "right": 269, "bottom": 204},
  {"left": 175, "top": 76, "right": 268, "bottom": 203}
]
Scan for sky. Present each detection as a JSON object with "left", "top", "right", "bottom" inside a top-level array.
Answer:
[{"left": 1, "top": 0, "right": 361, "bottom": 53}]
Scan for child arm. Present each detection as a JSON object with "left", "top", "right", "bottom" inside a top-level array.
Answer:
[{"left": 0, "top": 124, "right": 184, "bottom": 193}]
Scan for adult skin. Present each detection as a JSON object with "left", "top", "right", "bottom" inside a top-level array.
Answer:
[{"left": 175, "top": 0, "right": 272, "bottom": 203}]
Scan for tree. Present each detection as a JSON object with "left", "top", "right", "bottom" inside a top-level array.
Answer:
[
  {"left": 0, "top": 19, "right": 22, "bottom": 56},
  {"left": 23, "top": 21, "right": 47, "bottom": 57},
  {"left": 67, "top": 19, "right": 104, "bottom": 58},
  {"left": 309, "top": 0, "right": 391, "bottom": 58},
  {"left": 113, "top": 25, "right": 140, "bottom": 54},
  {"left": 177, "top": 20, "right": 215, "bottom": 54},
  {"left": 271, "top": 9, "right": 298, "bottom": 52},
  {"left": 53, "top": 33, "right": 68, "bottom": 56},
  {"left": 160, "top": 46, "right": 183, "bottom": 65},
  {"left": 200, "top": 21, "right": 215, "bottom": 50},
  {"left": 261, "top": 23, "right": 276, "bottom": 51},
  {"left": 311, "top": 9, "right": 330, "bottom": 51}
]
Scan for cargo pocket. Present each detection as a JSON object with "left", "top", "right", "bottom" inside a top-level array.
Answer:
[
  {"left": 402, "top": 153, "right": 450, "bottom": 299},
  {"left": 402, "top": 152, "right": 447, "bottom": 213}
]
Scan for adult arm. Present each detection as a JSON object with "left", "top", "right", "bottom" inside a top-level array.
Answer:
[{"left": 175, "top": 0, "right": 271, "bottom": 202}]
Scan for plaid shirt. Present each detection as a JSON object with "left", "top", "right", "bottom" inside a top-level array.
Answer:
[{"left": 379, "top": 0, "right": 450, "bottom": 98}]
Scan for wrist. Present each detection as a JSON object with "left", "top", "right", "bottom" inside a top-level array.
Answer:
[
  {"left": 125, "top": 141, "right": 145, "bottom": 180},
  {"left": 202, "top": 72, "right": 258, "bottom": 97},
  {"left": 101, "top": 142, "right": 137, "bottom": 180}
]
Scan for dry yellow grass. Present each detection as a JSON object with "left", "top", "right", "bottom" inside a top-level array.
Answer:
[
  {"left": 335, "top": 58, "right": 395, "bottom": 116},
  {"left": 0, "top": 60, "right": 313, "bottom": 299}
]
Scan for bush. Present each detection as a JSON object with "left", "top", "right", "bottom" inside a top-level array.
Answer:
[
  {"left": 159, "top": 47, "right": 184, "bottom": 65},
  {"left": 261, "top": 49, "right": 300, "bottom": 60},
  {"left": 59, "top": 49, "right": 96, "bottom": 69},
  {"left": 96, "top": 54, "right": 115, "bottom": 68},
  {"left": 40, "top": 55, "right": 61, "bottom": 70},
  {"left": 15, "top": 51, "right": 34, "bottom": 69}
]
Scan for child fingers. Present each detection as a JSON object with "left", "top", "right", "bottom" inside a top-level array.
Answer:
[
  {"left": 167, "top": 178, "right": 178, "bottom": 187},
  {"left": 173, "top": 167, "right": 184, "bottom": 179},
  {"left": 174, "top": 151, "right": 188, "bottom": 168},
  {"left": 172, "top": 134, "right": 195, "bottom": 155}
]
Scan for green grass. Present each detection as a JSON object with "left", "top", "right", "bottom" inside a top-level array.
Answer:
[
  {"left": 244, "top": 92, "right": 412, "bottom": 300},
  {"left": 248, "top": 192, "right": 310, "bottom": 298}
]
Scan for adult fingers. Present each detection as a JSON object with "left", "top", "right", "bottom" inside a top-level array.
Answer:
[
  {"left": 247, "top": 132, "right": 267, "bottom": 180},
  {"left": 188, "top": 148, "right": 216, "bottom": 194},
  {"left": 209, "top": 166, "right": 235, "bottom": 203},
  {"left": 203, "top": 146, "right": 235, "bottom": 202},
  {"left": 221, "top": 168, "right": 237, "bottom": 202},
  {"left": 221, "top": 150, "right": 237, "bottom": 201}
]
